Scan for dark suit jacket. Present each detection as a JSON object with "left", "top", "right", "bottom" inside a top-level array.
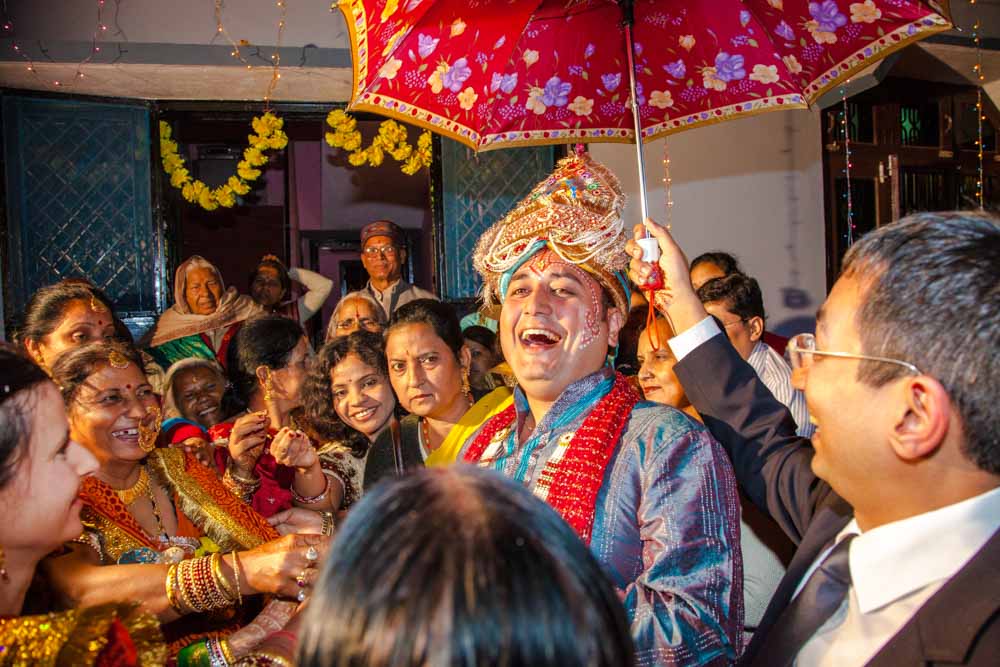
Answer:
[{"left": 674, "top": 333, "right": 1000, "bottom": 666}]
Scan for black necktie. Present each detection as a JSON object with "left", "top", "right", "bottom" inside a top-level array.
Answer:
[{"left": 755, "top": 534, "right": 857, "bottom": 666}]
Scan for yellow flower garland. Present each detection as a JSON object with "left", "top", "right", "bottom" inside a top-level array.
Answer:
[
  {"left": 159, "top": 112, "right": 289, "bottom": 211},
  {"left": 324, "top": 110, "right": 432, "bottom": 175}
]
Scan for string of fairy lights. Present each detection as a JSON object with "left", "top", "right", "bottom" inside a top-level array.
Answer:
[
  {"left": 970, "top": 0, "right": 985, "bottom": 210},
  {"left": 661, "top": 142, "right": 673, "bottom": 228},
  {"left": 840, "top": 79, "right": 855, "bottom": 246},
  {"left": 2, "top": 0, "right": 286, "bottom": 102},
  {"left": 212, "top": 0, "right": 287, "bottom": 107},
  {"left": 2, "top": 0, "right": 126, "bottom": 88}
]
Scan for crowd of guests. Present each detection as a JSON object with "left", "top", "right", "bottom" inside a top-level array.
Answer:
[{"left": 1, "top": 154, "right": 997, "bottom": 667}]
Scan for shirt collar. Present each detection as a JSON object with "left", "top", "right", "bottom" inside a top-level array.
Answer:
[
  {"left": 845, "top": 485, "right": 1000, "bottom": 614},
  {"left": 512, "top": 366, "right": 614, "bottom": 432},
  {"left": 367, "top": 278, "right": 406, "bottom": 298}
]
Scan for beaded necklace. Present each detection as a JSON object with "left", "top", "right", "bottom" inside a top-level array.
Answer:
[{"left": 464, "top": 373, "right": 639, "bottom": 543}]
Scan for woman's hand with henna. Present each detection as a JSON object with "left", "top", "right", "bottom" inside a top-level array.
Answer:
[
  {"left": 270, "top": 428, "right": 318, "bottom": 472},
  {"left": 238, "top": 533, "right": 331, "bottom": 599},
  {"left": 228, "top": 411, "right": 270, "bottom": 476},
  {"left": 267, "top": 507, "right": 326, "bottom": 536}
]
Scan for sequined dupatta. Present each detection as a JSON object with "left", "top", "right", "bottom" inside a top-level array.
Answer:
[
  {"left": 79, "top": 448, "right": 278, "bottom": 564},
  {"left": 0, "top": 603, "right": 165, "bottom": 666}
]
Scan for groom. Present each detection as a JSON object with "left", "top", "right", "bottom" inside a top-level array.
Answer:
[{"left": 460, "top": 153, "right": 744, "bottom": 665}]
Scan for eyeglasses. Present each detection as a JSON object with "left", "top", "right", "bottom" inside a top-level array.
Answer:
[
  {"left": 720, "top": 318, "right": 748, "bottom": 330},
  {"left": 363, "top": 245, "right": 399, "bottom": 257},
  {"left": 788, "top": 333, "right": 921, "bottom": 375},
  {"left": 336, "top": 317, "right": 382, "bottom": 332}
]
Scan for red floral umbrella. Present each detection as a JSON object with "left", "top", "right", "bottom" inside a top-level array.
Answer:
[{"left": 337, "top": 0, "right": 950, "bottom": 219}]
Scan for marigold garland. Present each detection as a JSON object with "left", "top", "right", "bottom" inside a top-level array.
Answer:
[
  {"left": 159, "top": 112, "right": 289, "bottom": 211},
  {"left": 324, "top": 109, "right": 432, "bottom": 175}
]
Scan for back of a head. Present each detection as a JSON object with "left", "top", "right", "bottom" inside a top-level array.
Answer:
[
  {"left": 689, "top": 251, "right": 742, "bottom": 276},
  {"left": 297, "top": 466, "right": 635, "bottom": 667},
  {"left": 842, "top": 211, "right": 1000, "bottom": 474},
  {"left": 696, "top": 273, "right": 766, "bottom": 321}
]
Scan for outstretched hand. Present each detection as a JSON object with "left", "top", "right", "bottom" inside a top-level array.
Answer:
[{"left": 625, "top": 218, "right": 708, "bottom": 334}]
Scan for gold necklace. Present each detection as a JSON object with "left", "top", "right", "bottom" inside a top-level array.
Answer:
[{"left": 115, "top": 466, "right": 150, "bottom": 505}]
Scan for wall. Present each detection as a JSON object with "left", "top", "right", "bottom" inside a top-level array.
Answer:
[{"left": 591, "top": 108, "right": 826, "bottom": 334}]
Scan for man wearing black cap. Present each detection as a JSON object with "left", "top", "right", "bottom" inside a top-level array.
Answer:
[{"left": 359, "top": 219, "right": 436, "bottom": 319}]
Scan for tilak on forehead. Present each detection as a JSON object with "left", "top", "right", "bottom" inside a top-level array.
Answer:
[{"left": 472, "top": 153, "right": 631, "bottom": 318}]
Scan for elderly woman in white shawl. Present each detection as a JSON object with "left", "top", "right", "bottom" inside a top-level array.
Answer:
[{"left": 145, "top": 255, "right": 258, "bottom": 369}]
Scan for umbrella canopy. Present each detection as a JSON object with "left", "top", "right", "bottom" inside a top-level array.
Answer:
[{"left": 339, "top": 0, "right": 952, "bottom": 152}]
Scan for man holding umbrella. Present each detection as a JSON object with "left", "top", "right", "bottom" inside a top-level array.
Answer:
[{"left": 460, "top": 152, "right": 744, "bottom": 665}]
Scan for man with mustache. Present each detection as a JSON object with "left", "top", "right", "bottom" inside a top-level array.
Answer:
[{"left": 459, "top": 153, "right": 744, "bottom": 666}]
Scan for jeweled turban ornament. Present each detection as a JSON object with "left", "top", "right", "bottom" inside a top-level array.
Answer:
[{"left": 472, "top": 152, "right": 631, "bottom": 317}]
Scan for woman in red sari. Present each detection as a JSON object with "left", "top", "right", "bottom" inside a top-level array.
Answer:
[
  {"left": 211, "top": 316, "right": 339, "bottom": 518},
  {"left": 0, "top": 345, "right": 165, "bottom": 666},
  {"left": 41, "top": 341, "right": 328, "bottom": 661}
]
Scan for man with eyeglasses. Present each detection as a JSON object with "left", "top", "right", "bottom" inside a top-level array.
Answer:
[
  {"left": 697, "top": 273, "right": 813, "bottom": 437},
  {"left": 359, "top": 220, "right": 437, "bottom": 319},
  {"left": 628, "top": 211, "right": 1000, "bottom": 666}
]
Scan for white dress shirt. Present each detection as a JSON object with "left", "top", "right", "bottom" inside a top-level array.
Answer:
[
  {"left": 747, "top": 341, "right": 814, "bottom": 438},
  {"left": 670, "top": 317, "right": 1000, "bottom": 666},
  {"left": 671, "top": 319, "right": 813, "bottom": 436},
  {"left": 795, "top": 486, "right": 1000, "bottom": 666}
]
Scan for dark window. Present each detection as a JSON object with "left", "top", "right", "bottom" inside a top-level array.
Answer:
[{"left": 899, "top": 102, "right": 939, "bottom": 147}]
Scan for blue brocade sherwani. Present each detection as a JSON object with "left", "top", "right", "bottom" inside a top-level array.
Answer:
[{"left": 459, "top": 368, "right": 744, "bottom": 666}]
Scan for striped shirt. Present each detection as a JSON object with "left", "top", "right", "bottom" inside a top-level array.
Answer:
[{"left": 747, "top": 341, "right": 815, "bottom": 438}]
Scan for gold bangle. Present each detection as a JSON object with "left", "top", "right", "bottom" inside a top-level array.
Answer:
[
  {"left": 219, "top": 638, "right": 236, "bottom": 664},
  {"left": 165, "top": 564, "right": 182, "bottom": 613},
  {"left": 231, "top": 552, "right": 244, "bottom": 607},
  {"left": 211, "top": 552, "right": 239, "bottom": 604}
]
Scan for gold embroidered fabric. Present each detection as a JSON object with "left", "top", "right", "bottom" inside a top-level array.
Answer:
[{"left": 0, "top": 603, "right": 165, "bottom": 666}]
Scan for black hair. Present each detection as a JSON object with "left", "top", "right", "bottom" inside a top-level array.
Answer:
[
  {"left": 249, "top": 256, "right": 292, "bottom": 295},
  {"left": 0, "top": 345, "right": 52, "bottom": 488},
  {"left": 12, "top": 281, "right": 114, "bottom": 347},
  {"left": 462, "top": 325, "right": 496, "bottom": 353},
  {"left": 301, "top": 331, "right": 387, "bottom": 457},
  {"left": 224, "top": 315, "right": 304, "bottom": 412},
  {"left": 297, "top": 466, "right": 636, "bottom": 667},
  {"left": 49, "top": 340, "right": 145, "bottom": 405},
  {"left": 387, "top": 299, "right": 464, "bottom": 360},
  {"left": 842, "top": 211, "right": 1000, "bottom": 475},
  {"left": 696, "top": 273, "right": 766, "bottom": 322},
  {"left": 689, "top": 251, "right": 743, "bottom": 276}
]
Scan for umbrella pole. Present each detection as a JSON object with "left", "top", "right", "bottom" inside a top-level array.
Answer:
[{"left": 621, "top": 0, "right": 650, "bottom": 228}]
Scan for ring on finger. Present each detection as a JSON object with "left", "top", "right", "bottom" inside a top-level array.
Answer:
[{"left": 305, "top": 545, "right": 319, "bottom": 562}]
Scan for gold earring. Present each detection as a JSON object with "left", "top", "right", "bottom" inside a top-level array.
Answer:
[
  {"left": 138, "top": 406, "right": 161, "bottom": 453},
  {"left": 462, "top": 369, "right": 473, "bottom": 404},
  {"left": 0, "top": 545, "right": 9, "bottom": 583},
  {"left": 263, "top": 370, "right": 275, "bottom": 403}
]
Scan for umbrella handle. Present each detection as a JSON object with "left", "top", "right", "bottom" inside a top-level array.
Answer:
[{"left": 621, "top": 4, "right": 651, "bottom": 238}]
